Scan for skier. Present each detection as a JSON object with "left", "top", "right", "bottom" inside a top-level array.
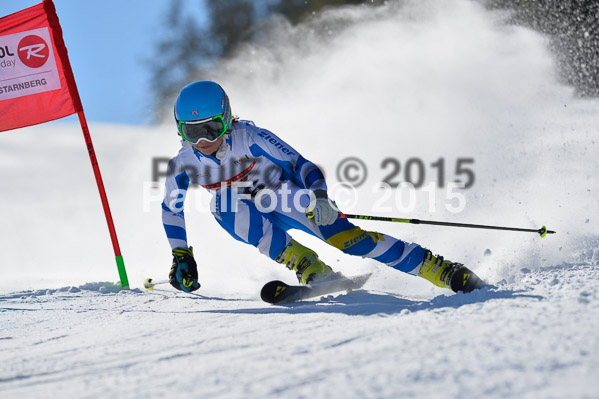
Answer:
[{"left": 162, "top": 81, "right": 485, "bottom": 294}]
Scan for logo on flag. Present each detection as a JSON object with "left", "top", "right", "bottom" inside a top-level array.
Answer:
[
  {"left": 18, "top": 35, "right": 50, "bottom": 68},
  {"left": 0, "top": 28, "right": 61, "bottom": 101}
]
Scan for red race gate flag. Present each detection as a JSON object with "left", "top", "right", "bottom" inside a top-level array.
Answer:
[
  {"left": 0, "top": 1, "right": 79, "bottom": 130},
  {"left": 0, "top": 1, "right": 130, "bottom": 288}
]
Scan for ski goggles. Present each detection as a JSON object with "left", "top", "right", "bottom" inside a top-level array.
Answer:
[{"left": 178, "top": 114, "right": 228, "bottom": 144}]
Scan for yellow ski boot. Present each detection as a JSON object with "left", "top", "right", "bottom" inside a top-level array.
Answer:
[
  {"left": 418, "top": 250, "right": 486, "bottom": 293},
  {"left": 275, "top": 239, "right": 333, "bottom": 285}
]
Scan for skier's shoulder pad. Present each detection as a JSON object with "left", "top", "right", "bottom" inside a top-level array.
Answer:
[
  {"left": 238, "top": 119, "right": 256, "bottom": 127},
  {"left": 166, "top": 144, "right": 194, "bottom": 175},
  {"left": 232, "top": 119, "right": 256, "bottom": 135},
  {"left": 241, "top": 123, "right": 297, "bottom": 157}
]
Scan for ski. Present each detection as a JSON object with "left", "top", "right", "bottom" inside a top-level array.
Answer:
[{"left": 260, "top": 272, "right": 372, "bottom": 304}]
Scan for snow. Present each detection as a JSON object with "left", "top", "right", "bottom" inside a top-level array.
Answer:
[
  {"left": 1, "top": 0, "right": 599, "bottom": 397},
  {"left": 1, "top": 264, "right": 598, "bottom": 398}
]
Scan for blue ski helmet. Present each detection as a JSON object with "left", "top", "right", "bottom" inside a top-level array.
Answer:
[{"left": 174, "top": 81, "right": 233, "bottom": 144}]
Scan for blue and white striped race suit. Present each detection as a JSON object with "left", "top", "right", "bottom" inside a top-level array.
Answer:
[{"left": 162, "top": 120, "right": 425, "bottom": 275}]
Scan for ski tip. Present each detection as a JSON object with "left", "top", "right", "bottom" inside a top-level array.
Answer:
[
  {"left": 450, "top": 267, "right": 488, "bottom": 294},
  {"left": 260, "top": 280, "right": 290, "bottom": 303}
]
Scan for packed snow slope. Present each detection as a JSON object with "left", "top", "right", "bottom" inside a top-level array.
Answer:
[
  {"left": 1, "top": 264, "right": 598, "bottom": 398},
  {"left": 1, "top": 0, "right": 598, "bottom": 398}
]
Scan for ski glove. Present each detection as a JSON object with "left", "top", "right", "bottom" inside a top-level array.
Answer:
[
  {"left": 307, "top": 189, "right": 339, "bottom": 226},
  {"left": 169, "top": 247, "right": 200, "bottom": 292}
]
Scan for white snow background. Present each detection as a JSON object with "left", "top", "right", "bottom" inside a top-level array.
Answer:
[{"left": 1, "top": 0, "right": 598, "bottom": 398}]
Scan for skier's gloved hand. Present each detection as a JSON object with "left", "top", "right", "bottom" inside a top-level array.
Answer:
[
  {"left": 169, "top": 247, "right": 200, "bottom": 292},
  {"left": 307, "top": 189, "right": 339, "bottom": 226}
]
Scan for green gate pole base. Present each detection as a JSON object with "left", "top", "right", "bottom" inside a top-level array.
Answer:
[{"left": 116, "top": 255, "right": 130, "bottom": 289}]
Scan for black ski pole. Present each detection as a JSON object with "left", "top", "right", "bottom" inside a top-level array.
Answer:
[{"left": 339, "top": 213, "right": 555, "bottom": 237}]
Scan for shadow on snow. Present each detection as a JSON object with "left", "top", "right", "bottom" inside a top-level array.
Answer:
[{"left": 200, "top": 287, "right": 544, "bottom": 316}]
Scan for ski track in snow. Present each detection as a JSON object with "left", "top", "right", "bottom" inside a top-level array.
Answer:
[{"left": 1, "top": 263, "right": 597, "bottom": 399}]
